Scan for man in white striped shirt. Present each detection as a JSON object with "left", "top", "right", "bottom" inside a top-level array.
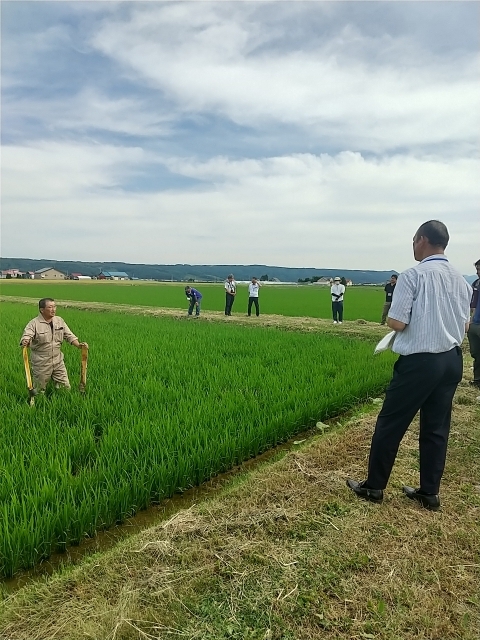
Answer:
[{"left": 347, "top": 220, "right": 472, "bottom": 511}]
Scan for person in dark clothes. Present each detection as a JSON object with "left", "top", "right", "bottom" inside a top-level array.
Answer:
[
  {"left": 467, "top": 259, "right": 480, "bottom": 388},
  {"left": 381, "top": 274, "right": 397, "bottom": 324},
  {"left": 224, "top": 274, "right": 237, "bottom": 316},
  {"left": 185, "top": 286, "right": 202, "bottom": 317}
]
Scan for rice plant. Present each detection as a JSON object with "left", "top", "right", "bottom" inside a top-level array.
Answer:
[
  {"left": 0, "top": 301, "right": 395, "bottom": 576},
  {"left": 0, "top": 280, "right": 385, "bottom": 321}
]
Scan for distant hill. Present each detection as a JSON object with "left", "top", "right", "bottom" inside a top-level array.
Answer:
[{"left": 0, "top": 257, "right": 403, "bottom": 284}]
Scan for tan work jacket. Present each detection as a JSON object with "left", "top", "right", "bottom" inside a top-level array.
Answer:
[{"left": 20, "top": 315, "right": 78, "bottom": 369}]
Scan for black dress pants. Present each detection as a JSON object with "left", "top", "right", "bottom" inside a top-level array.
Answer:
[
  {"left": 367, "top": 347, "right": 463, "bottom": 494},
  {"left": 225, "top": 293, "right": 235, "bottom": 315},
  {"left": 467, "top": 323, "right": 480, "bottom": 384},
  {"left": 248, "top": 297, "right": 259, "bottom": 316}
]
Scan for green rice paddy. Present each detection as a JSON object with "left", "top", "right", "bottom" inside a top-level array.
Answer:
[
  {"left": 0, "top": 280, "right": 386, "bottom": 322},
  {"left": 0, "top": 300, "right": 395, "bottom": 577}
]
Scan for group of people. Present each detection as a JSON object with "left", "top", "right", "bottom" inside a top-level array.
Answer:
[
  {"left": 20, "top": 220, "right": 480, "bottom": 514},
  {"left": 185, "top": 272, "right": 405, "bottom": 328},
  {"left": 185, "top": 276, "right": 261, "bottom": 318}
]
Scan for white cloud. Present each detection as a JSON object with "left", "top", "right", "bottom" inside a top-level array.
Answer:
[
  {"left": 1, "top": 3, "right": 478, "bottom": 275},
  {"left": 91, "top": 3, "right": 480, "bottom": 153},
  {"left": 5, "top": 89, "right": 173, "bottom": 138},
  {"left": 2, "top": 142, "right": 478, "bottom": 273},
  {"left": 2, "top": 141, "right": 149, "bottom": 200}
]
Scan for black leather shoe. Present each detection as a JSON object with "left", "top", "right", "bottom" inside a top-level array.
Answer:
[
  {"left": 346, "top": 479, "right": 383, "bottom": 504},
  {"left": 402, "top": 486, "right": 440, "bottom": 511}
]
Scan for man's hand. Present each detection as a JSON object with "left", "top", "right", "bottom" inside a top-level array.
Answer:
[
  {"left": 73, "top": 340, "right": 89, "bottom": 349},
  {"left": 21, "top": 339, "right": 31, "bottom": 347}
]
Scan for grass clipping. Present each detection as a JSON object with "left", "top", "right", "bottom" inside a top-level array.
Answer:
[{"left": 0, "top": 375, "right": 479, "bottom": 639}]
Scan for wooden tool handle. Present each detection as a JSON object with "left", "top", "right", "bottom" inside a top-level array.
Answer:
[
  {"left": 22, "top": 346, "right": 33, "bottom": 390},
  {"left": 79, "top": 345, "right": 88, "bottom": 391}
]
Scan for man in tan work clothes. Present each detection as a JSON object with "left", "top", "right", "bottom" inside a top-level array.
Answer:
[{"left": 20, "top": 298, "right": 88, "bottom": 390}]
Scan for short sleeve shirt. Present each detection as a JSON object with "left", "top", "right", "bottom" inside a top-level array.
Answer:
[{"left": 388, "top": 256, "right": 472, "bottom": 355}]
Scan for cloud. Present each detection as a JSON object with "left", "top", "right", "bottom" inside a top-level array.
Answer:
[
  {"left": 2, "top": 141, "right": 149, "bottom": 201},
  {"left": 4, "top": 88, "right": 173, "bottom": 139},
  {"left": 2, "top": 141, "right": 478, "bottom": 272},
  {"left": 1, "top": 3, "right": 478, "bottom": 275},
  {"left": 90, "top": 3, "right": 480, "bottom": 153}
]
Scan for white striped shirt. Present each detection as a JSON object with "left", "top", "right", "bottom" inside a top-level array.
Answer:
[{"left": 389, "top": 255, "right": 472, "bottom": 356}]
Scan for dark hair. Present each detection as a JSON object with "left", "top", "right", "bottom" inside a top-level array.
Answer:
[
  {"left": 391, "top": 274, "right": 398, "bottom": 279},
  {"left": 185, "top": 286, "right": 191, "bottom": 291},
  {"left": 475, "top": 259, "right": 480, "bottom": 267},
  {"left": 415, "top": 220, "right": 449, "bottom": 249},
  {"left": 39, "top": 298, "right": 55, "bottom": 309}
]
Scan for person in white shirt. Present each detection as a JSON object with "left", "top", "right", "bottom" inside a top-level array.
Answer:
[
  {"left": 330, "top": 277, "right": 345, "bottom": 324},
  {"left": 347, "top": 220, "right": 472, "bottom": 511},
  {"left": 247, "top": 277, "right": 261, "bottom": 317},
  {"left": 224, "top": 274, "right": 237, "bottom": 316}
]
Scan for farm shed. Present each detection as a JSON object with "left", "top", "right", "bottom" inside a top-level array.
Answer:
[
  {"left": 98, "top": 271, "right": 130, "bottom": 281},
  {"left": 34, "top": 267, "right": 66, "bottom": 280},
  {"left": 1, "top": 269, "right": 23, "bottom": 279}
]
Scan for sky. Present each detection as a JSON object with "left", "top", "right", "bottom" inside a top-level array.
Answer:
[{"left": 1, "top": 1, "right": 479, "bottom": 274}]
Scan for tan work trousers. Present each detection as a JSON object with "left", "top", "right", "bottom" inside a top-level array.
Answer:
[
  {"left": 381, "top": 302, "right": 391, "bottom": 325},
  {"left": 32, "top": 355, "right": 71, "bottom": 390}
]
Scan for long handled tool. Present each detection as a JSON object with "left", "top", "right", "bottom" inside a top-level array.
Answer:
[
  {"left": 22, "top": 347, "right": 37, "bottom": 406},
  {"left": 79, "top": 345, "right": 88, "bottom": 394}
]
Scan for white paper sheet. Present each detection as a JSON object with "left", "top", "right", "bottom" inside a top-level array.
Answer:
[{"left": 374, "top": 331, "right": 396, "bottom": 354}]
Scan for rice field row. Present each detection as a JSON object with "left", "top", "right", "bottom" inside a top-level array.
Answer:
[
  {"left": 0, "top": 301, "right": 395, "bottom": 577},
  {"left": 0, "top": 280, "right": 387, "bottom": 322}
]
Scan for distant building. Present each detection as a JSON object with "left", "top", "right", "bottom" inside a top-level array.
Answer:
[
  {"left": 70, "top": 273, "right": 91, "bottom": 280},
  {"left": 1, "top": 269, "right": 23, "bottom": 279},
  {"left": 98, "top": 271, "right": 130, "bottom": 281},
  {"left": 34, "top": 267, "right": 66, "bottom": 280},
  {"left": 312, "top": 277, "right": 333, "bottom": 286}
]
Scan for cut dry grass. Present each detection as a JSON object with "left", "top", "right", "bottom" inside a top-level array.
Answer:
[
  {"left": 0, "top": 361, "right": 478, "bottom": 640},
  {"left": 0, "top": 295, "right": 387, "bottom": 339}
]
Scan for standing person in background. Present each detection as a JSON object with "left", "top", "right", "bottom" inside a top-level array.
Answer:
[
  {"left": 20, "top": 298, "right": 88, "bottom": 391},
  {"left": 467, "top": 259, "right": 480, "bottom": 388},
  {"left": 381, "top": 274, "right": 398, "bottom": 324},
  {"left": 331, "top": 276, "right": 345, "bottom": 324},
  {"left": 185, "top": 286, "right": 202, "bottom": 317},
  {"left": 347, "top": 220, "right": 471, "bottom": 511},
  {"left": 247, "top": 277, "right": 261, "bottom": 317},
  {"left": 224, "top": 274, "right": 237, "bottom": 316}
]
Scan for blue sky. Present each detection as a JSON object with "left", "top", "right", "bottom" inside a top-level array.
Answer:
[{"left": 2, "top": 1, "right": 479, "bottom": 273}]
